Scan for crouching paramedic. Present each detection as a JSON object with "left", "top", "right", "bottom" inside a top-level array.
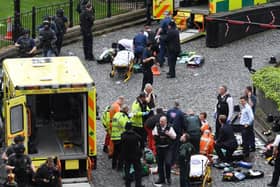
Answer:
[
  {"left": 200, "top": 129, "right": 214, "bottom": 161},
  {"left": 111, "top": 104, "right": 130, "bottom": 170},
  {"left": 153, "top": 116, "right": 176, "bottom": 185}
]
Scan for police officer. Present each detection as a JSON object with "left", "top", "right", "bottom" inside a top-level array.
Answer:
[
  {"left": 15, "top": 29, "right": 36, "bottom": 57},
  {"left": 156, "top": 11, "right": 172, "bottom": 67},
  {"left": 166, "top": 21, "right": 181, "bottom": 78},
  {"left": 121, "top": 122, "right": 145, "bottom": 187},
  {"left": 111, "top": 105, "right": 130, "bottom": 170},
  {"left": 54, "top": 9, "right": 68, "bottom": 56},
  {"left": 133, "top": 30, "right": 147, "bottom": 64},
  {"left": 2, "top": 135, "right": 25, "bottom": 161},
  {"left": 35, "top": 157, "right": 61, "bottom": 187},
  {"left": 131, "top": 92, "right": 151, "bottom": 144},
  {"left": 38, "top": 20, "right": 57, "bottom": 57},
  {"left": 141, "top": 42, "right": 156, "bottom": 91},
  {"left": 152, "top": 116, "right": 176, "bottom": 185},
  {"left": 215, "top": 85, "right": 233, "bottom": 139},
  {"left": 6, "top": 144, "right": 35, "bottom": 187},
  {"left": 80, "top": 3, "right": 95, "bottom": 61}
]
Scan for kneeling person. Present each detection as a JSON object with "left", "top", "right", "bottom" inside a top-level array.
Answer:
[{"left": 214, "top": 115, "right": 238, "bottom": 162}]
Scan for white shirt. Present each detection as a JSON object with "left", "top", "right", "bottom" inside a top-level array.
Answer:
[
  {"left": 152, "top": 125, "right": 176, "bottom": 140},
  {"left": 240, "top": 103, "right": 254, "bottom": 126},
  {"left": 273, "top": 135, "right": 280, "bottom": 147}
]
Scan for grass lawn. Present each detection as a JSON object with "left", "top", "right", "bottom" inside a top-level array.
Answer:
[{"left": 0, "top": 0, "right": 63, "bottom": 19}]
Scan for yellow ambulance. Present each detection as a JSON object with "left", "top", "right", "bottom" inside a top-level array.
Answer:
[{"left": 1, "top": 56, "right": 96, "bottom": 184}]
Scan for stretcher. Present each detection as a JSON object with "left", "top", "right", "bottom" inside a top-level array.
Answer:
[
  {"left": 109, "top": 50, "right": 135, "bottom": 82},
  {"left": 189, "top": 154, "right": 212, "bottom": 187}
]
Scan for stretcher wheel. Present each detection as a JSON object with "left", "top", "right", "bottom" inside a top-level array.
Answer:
[{"left": 109, "top": 72, "right": 114, "bottom": 78}]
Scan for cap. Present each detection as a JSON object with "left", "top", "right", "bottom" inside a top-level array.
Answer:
[
  {"left": 14, "top": 135, "right": 25, "bottom": 144},
  {"left": 56, "top": 8, "right": 64, "bottom": 16}
]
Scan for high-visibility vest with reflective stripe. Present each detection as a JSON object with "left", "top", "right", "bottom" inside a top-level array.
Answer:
[
  {"left": 111, "top": 112, "right": 129, "bottom": 140},
  {"left": 131, "top": 100, "right": 150, "bottom": 128},
  {"left": 200, "top": 133, "right": 214, "bottom": 155}
]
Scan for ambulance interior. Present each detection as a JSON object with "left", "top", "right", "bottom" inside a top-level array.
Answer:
[
  {"left": 179, "top": 0, "right": 209, "bottom": 9},
  {"left": 26, "top": 93, "right": 87, "bottom": 158}
]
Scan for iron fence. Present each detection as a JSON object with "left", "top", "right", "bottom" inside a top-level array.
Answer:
[{"left": 0, "top": 0, "right": 144, "bottom": 48}]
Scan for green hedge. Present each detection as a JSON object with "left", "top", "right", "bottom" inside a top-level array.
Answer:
[{"left": 252, "top": 66, "right": 280, "bottom": 110}]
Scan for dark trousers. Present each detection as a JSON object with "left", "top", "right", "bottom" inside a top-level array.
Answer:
[
  {"left": 241, "top": 126, "right": 252, "bottom": 157},
  {"left": 271, "top": 155, "right": 280, "bottom": 186},
  {"left": 159, "top": 40, "right": 166, "bottom": 66},
  {"left": 214, "top": 143, "right": 236, "bottom": 162},
  {"left": 157, "top": 146, "right": 173, "bottom": 182},
  {"left": 55, "top": 33, "right": 64, "bottom": 56},
  {"left": 82, "top": 31, "right": 93, "bottom": 59},
  {"left": 168, "top": 52, "right": 177, "bottom": 77},
  {"left": 215, "top": 118, "right": 221, "bottom": 140},
  {"left": 179, "top": 157, "right": 190, "bottom": 187},
  {"left": 124, "top": 159, "right": 142, "bottom": 187},
  {"left": 133, "top": 127, "right": 146, "bottom": 145},
  {"left": 141, "top": 70, "right": 153, "bottom": 91},
  {"left": 146, "top": 4, "right": 152, "bottom": 25},
  {"left": 112, "top": 140, "right": 122, "bottom": 170},
  {"left": 171, "top": 140, "right": 179, "bottom": 165},
  {"left": 249, "top": 122, "right": 255, "bottom": 149},
  {"left": 190, "top": 135, "right": 201, "bottom": 154}
]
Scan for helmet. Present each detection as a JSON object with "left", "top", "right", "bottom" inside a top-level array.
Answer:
[
  {"left": 43, "top": 20, "right": 50, "bottom": 26},
  {"left": 56, "top": 8, "right": 64, "bottom": 16},
  {"left": 14, "top": 135, "right": 25, "bottom": 144},
  {"left": 14, "top": 144, "right": 25, "bottom": 155},
  {"left": 23, "top": 29, "right": 30, "bottom": 35}
]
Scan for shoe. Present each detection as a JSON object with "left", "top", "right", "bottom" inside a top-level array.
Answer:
[
  {"left": 166, "top": 75, "right": 175, "bottom": 78},
  {"left": 166, "top": 178, "right": 171, "bottom": 185},
  {"left": 154, "top": 179, "right": 165, "bottom": 185},
  {"left": 250, "top": 147, "right": 256, "bottom": 152},
  {"left": 103, "top": 145, "right": 108, "bottom": 153},
  {"left": 267, "top": 183, "right": 277, "bottom": 187}
]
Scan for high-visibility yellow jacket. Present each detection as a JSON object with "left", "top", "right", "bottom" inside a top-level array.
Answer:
[
  {"left": 131, "top": 100, "right": 150, "bottom": 128},
  {"left": 111, "top": 111, "right": 129, "bottom": 141}
]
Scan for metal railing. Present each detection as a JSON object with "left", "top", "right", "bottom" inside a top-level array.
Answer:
[{"left": 0, "top": 0, "right": 144, "bottom": 48}]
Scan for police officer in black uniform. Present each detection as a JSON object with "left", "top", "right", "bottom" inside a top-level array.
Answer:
[
  {"left": 80, "top": 3, "right": 95, "bottom": 61},
  {"left": 121, "top": 122, "right": 145, "bottom": 187},
  {"left": 152, "top": 116, "right": 176, "bottom": 185},
  {"left": 2, "top": 135, "right": 25, "bottom": 161},
  {"left": 166, "top": 21, "right": 181, "bottom": 78},
  {"left": 15, "top": 29, "right": 36, "bottom": 57},
  {"left": 215, "top": 85, "right": 233, "bottom": 139},
  {"left": 6, "top": 144, "right": 34, "bottom": 187},
  {"left": 35, "top": 157, "right": 61, "bottom": 187},
  {"left": 38, "top": 20, "right": 57, "bottom": 57},
  {"left": 54, "top": 9, "right": 68, "bottom": 56}
]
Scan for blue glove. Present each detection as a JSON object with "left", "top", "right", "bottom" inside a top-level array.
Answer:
[{"left": 142, "top": 111, "right": 149, "bottom": 116}]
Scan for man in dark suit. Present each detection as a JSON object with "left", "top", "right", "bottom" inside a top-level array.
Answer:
[
  {"left": 166, "top": 21, "right": 181, "bottom": 78},
  {"left": 214, "top": 115, "right": 238, "bottom": 162}
]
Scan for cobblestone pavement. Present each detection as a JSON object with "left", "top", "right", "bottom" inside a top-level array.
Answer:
[{"left": 62, "top": 24, "right": 280, "bottom": 187}]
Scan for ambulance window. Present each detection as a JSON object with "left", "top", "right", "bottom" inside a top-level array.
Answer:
[{"left": 10, "top": 105, "right": 23, "bottom": 134}]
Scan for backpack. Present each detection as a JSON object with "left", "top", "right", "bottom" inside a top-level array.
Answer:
[
  {"left": 54, "top": 16, "right": 66, "bottom": 34},
  {"left": 101, "top": 105, "right": 111, "bottom": 131}
]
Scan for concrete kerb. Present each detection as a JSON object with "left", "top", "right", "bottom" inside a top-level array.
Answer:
[{"left": 0, "top": 9, "right": 146, "bottom": 61}]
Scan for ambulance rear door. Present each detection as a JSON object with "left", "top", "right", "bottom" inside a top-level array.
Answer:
[{"left": 5, "top": 95, "right": 28, "bottom": 150}]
